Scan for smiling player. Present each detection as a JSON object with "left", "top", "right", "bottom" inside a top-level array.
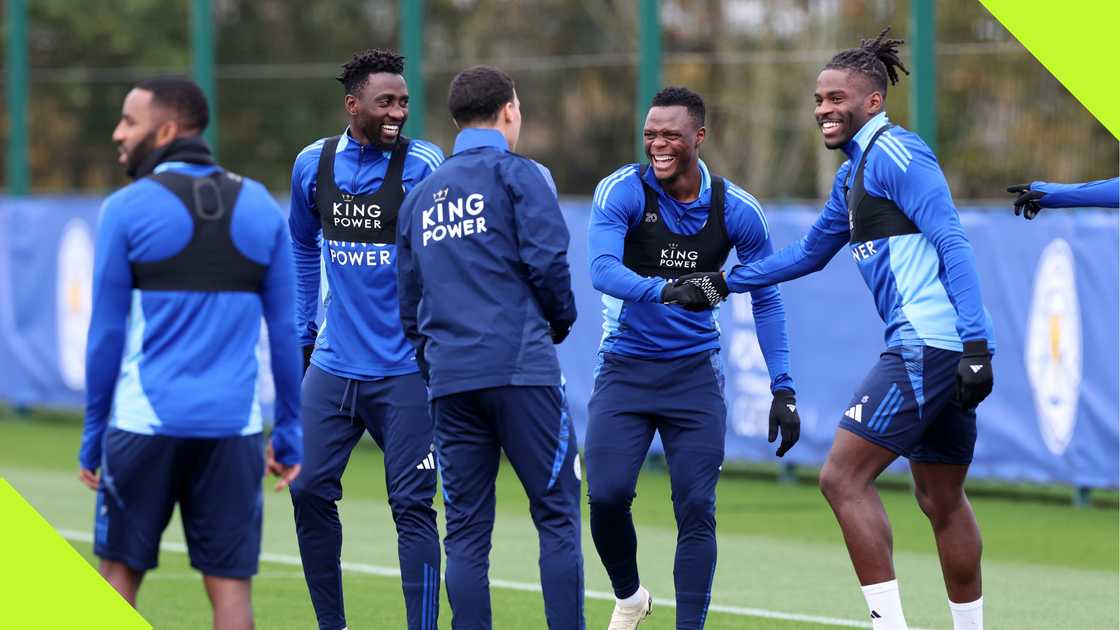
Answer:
[
  {"left": 586, "top": 86, "right": 799, "bottom": 630},
  {"left": 287, "top": 49, "right": 445, "bottom": 630},
  {"left": 682, "top": 29, "right": 996, "bottom": 630}
]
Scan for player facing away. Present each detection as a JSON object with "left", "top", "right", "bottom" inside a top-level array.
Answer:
[
  {"left": 79, "top": 76, "right": 303, "bottom": 630},
  {"left": 396, "top": 65, "right": 583, "bottom": 630},
  {"left": 586, "top": 87, "right": 800, "bottom": 630},
  {"left": 287, "top": 49, "right": 444, "bottom": 630},
  {"left": 1005, "top": 177, "right": 1118, "bottom": 218},
  {"left": 677, "top": 29, "right": 995, "bottom": 630}
]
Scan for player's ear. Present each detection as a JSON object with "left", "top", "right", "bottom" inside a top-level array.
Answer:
[
  {"left": 154, "top": 118, "right": 180, "bottom": 146},
  {"left": 866, "top": 90, "right": 884, "bottom": 116},
  {"left": 344, "top": 93, "right": 359, "bottom": 116},
  {"left": 695, "top": 125, "right": 706, "bottom": 148}
]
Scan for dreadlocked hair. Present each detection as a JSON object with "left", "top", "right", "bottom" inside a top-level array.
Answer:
[
  {"left": 824, "top": 27, "right": 910, "bottom": 94},
  {"left": 337, "top": 48, "right": 405, "bottom": 94}
]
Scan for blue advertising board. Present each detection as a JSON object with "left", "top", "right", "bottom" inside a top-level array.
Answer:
[{"left": 1, "top": 196, "right": 1116, "bottom": 487}]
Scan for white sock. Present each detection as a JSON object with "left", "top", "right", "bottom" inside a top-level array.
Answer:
[
  {"left": 949, "top": 596, "right": 983, "bottom": 630},
  {"left": 617, "top": 586, "right": 644, "bottom": 607},
  {"left": 861, "top": 580, "right": 909, "bottom": 630}
]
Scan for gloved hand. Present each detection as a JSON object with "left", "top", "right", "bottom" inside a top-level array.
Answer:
[
  {"left": 301, "top": 344, "right": 314, "bottom": 373},
  {"left": 676, "top": 272, "right": 730, "bottom": 309},
  {"left": 414, "top": 343, "right": 431, "bottom": 384},
  {"left": 661, "top": 280, "right": 710, "bottom": 311},
  {"left": 1007, "top": 183, "right": 1045, "bottom": 220},
  {"left": 769, "top": 389, "right": 801, "bottom": 457},
  {"left": 956, "top": 339, "right": 993, "bottom": 410},
  {"left": 549, "top": 321, "right": 573, "bottom": 344}
]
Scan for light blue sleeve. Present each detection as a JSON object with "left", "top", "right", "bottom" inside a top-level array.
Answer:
[
  {"left": 1034, "top": 177, "right": 1119, "bottom": 208},
  {"left": 406, "top": 140, "right": 446, "bottom": 188},
  {"left": 80, "top": 192, "right": 134, "bottom": 470},
  {"left": 725, "top": 163, "right": 851, "bottom": 293},
  {"left": 258, "top": 201, "right": 303, "bottom": 465},
  {"left": 868, "top": 134, "right": 991, "bottom": 344},
  {"left": 588, "top": 167, "right": 666, "bottom": 303},
  {"left": 724, "top": 185, "right": 795, "bottom": 393},
  {"left": 288, "top": 144, "right": 323, "bottom": 347}
]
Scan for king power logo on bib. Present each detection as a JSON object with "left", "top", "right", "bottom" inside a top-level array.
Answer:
[{"left": 1025, "top": 238, "right": 1082, "bottom": 457}]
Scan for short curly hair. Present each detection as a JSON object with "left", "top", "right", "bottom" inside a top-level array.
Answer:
[
  {"left": 447, "top": 66, "right": 515, "bottom": 126},
  {"left": 337, "top": 48, "right": 405, "bottom": 95},
  {"left": 650, "top": 86, "right": 705, "bottom": 128}
]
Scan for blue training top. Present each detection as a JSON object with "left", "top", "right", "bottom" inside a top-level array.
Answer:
[
  {"left": 397, "top": 128, "right": 576, "bottom": 399},
  {"left": 289, "top": 128, "right": 444, "bottom": 380},
  {"left": 1033, "top": 177, "right": 1118, "bottom": 208},
  {"left": 80, "top": 161, "right": 303, "bottom": 470},
  {"left": 588, "top": 160, "right": 794, "bottom": 392},
  {"left": 727, "top": 112, "right": 995, "bottom": 352}
]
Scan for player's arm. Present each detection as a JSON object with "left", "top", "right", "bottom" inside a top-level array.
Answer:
[
  {"left": 288, "top": 146, "right": 323, "bottom": 368},
  {"left": 79, "top": 195, "right": 133, "bottom": 486},
  {"left": 395, "top": 193, "right": 428, "bottom": 377},
  {"left": 508, "top": 158, "right": 577, "bottom": 343},
  {"left": 260, "top": 208, "right": 303, "bottom": 488},
  {"left": 407, "top": 140, "right": 445, "bottom": 184},
  {"left": 723, "top": 164, "right": 852, "bottom": 293},
  {"left": 1007, "top": 177, "right": 1119, "bottom": 216},
  {"left": 588, "top": 170, "right": 676, "bottom": 304},
  {"left": 874, "top": 139, "right": 993, "bottom": 407},
  {"left": 725, "top": 191, "right": 800, "bottom": 456}
]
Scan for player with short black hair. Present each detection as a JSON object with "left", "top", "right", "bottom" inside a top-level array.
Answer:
[
  {"left": 81, "top": 76, "right": 303, "bottom": 630},
  {"left": 681, "top": 28, "right": 995, "bottom": 630},
  {"left": 447, "top": 65, "right": 516, "bottom": 127},
  {"left": 586, "top": 85, "right": 799, "bottom": 629},
  {"left": 397, "top": 65, "right": 583, "bottom": 630},
  {"left": 288, "top": 48, "right": 445, "bottom": 630}
]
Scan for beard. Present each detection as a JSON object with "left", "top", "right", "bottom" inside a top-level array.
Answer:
[
  {"left": 358, "top": 117, "right": 405, "bottom": 151},
  {"left": 122, "top": 130, "right": 160, "bottom": 179}
]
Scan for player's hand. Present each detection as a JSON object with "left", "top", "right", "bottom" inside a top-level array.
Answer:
[
  {"left": 549, "top": 321, "right": 572, "bottom": 345},
  {"left": 956, "top": 339, "right": 993, "bottom": 410},
  {"left": 265, "top": 442, "right": 301, "bottom": 492},
  {"left": 768, "top": 389, "right": 801, "bottom": 457},
  {"left": 302, "top": 344, "right": 314, "bottom": 373},
  {"left": 661, "top": 280, "right": 710, "bottom": 311},
  {"left": 677, "top": 272, "right": 730, "bottom": 309},
  {"left": 1007, "top": 183, "right": 1045, "bottom": 220},
  {"left": 79, "top": 467, "right": 100, "bottom": 491}
]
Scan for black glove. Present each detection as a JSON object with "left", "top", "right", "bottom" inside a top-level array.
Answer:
[
  {"left": 1007, "top": 183, "right": 1045, "bottom": 220},
  {"left": 677, "top": 272, "right": 730, "bottom": 309},
  {"left": 301, "top": 344, "right": 314, "bottom": 373},
  {"left": 769, "top": 389, "right": 801, "bottom": 457},
  {"left": 549, "top": 321, "right": 572, "bottom": 345},
  {"left": 414, "top": 343, "right": 431, "bottom": 384},
  {"left": 660, "top": 281, "right": 711, "bottom": 312},
  {"left": 956, "top": 339, "right": 993, "bottom": 410}
]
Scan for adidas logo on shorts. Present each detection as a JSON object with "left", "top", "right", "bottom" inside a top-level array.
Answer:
[
  {"left": 844, "top": 404, "right": 864, "bottom": 423},
  {"left": 416, "top": 453, "right": 436, "bottom": 470}
]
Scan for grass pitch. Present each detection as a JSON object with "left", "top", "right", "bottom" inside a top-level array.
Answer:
[{"left": 1, "top": 410, "right": 1116, "bottom": 629}]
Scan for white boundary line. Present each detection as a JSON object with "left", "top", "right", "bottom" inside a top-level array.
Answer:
[{"left": 59, "top": 528, "right": 934, "bottom": 629}]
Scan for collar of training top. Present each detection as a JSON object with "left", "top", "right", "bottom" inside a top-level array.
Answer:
[
  {"left": 641, "top": 158, "right": 713, "bottom": 209},
  {"left": 842, "top": 111, "right": 890, "bottom": 160},
  {"left": 129, "top": 136, "right": 215, "bottom": 180},
  {"left": 452, "top": 128, "right": 509, "bottom": 155},
  {"left": 341, "top": 126, "right": 394, "bottom": 159}
]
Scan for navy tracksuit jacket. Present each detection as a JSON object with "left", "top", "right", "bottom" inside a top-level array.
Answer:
[{"left": 397, "top": 127, "right": 584, "bottom": 630}]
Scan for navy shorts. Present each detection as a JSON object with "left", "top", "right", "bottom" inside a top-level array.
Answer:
[
  {"left": 94, "top": 428, "right": 265, "bottom": 577},
  {"left": 838, "top": 346, "right": 977, "bottom": 465}
]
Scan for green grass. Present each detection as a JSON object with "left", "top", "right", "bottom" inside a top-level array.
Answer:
[{"left": 1, "top": 411, "right": 1117, "bottom": 629}]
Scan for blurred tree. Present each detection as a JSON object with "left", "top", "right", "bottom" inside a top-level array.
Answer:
[{"left": 0, "top": 0, "right": 1114, "bottom": 198}]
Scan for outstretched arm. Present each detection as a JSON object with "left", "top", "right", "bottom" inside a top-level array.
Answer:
[{"left": 725, "top": 164, "right": 852, "bottom": 293}]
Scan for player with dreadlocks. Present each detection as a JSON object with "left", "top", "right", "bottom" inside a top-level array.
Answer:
[
  {"left": 676, "top": 28, "right": 994, "bottom": 630},
  {"left": 287, "top": 48, "right": 445, "bottom": 629}
]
